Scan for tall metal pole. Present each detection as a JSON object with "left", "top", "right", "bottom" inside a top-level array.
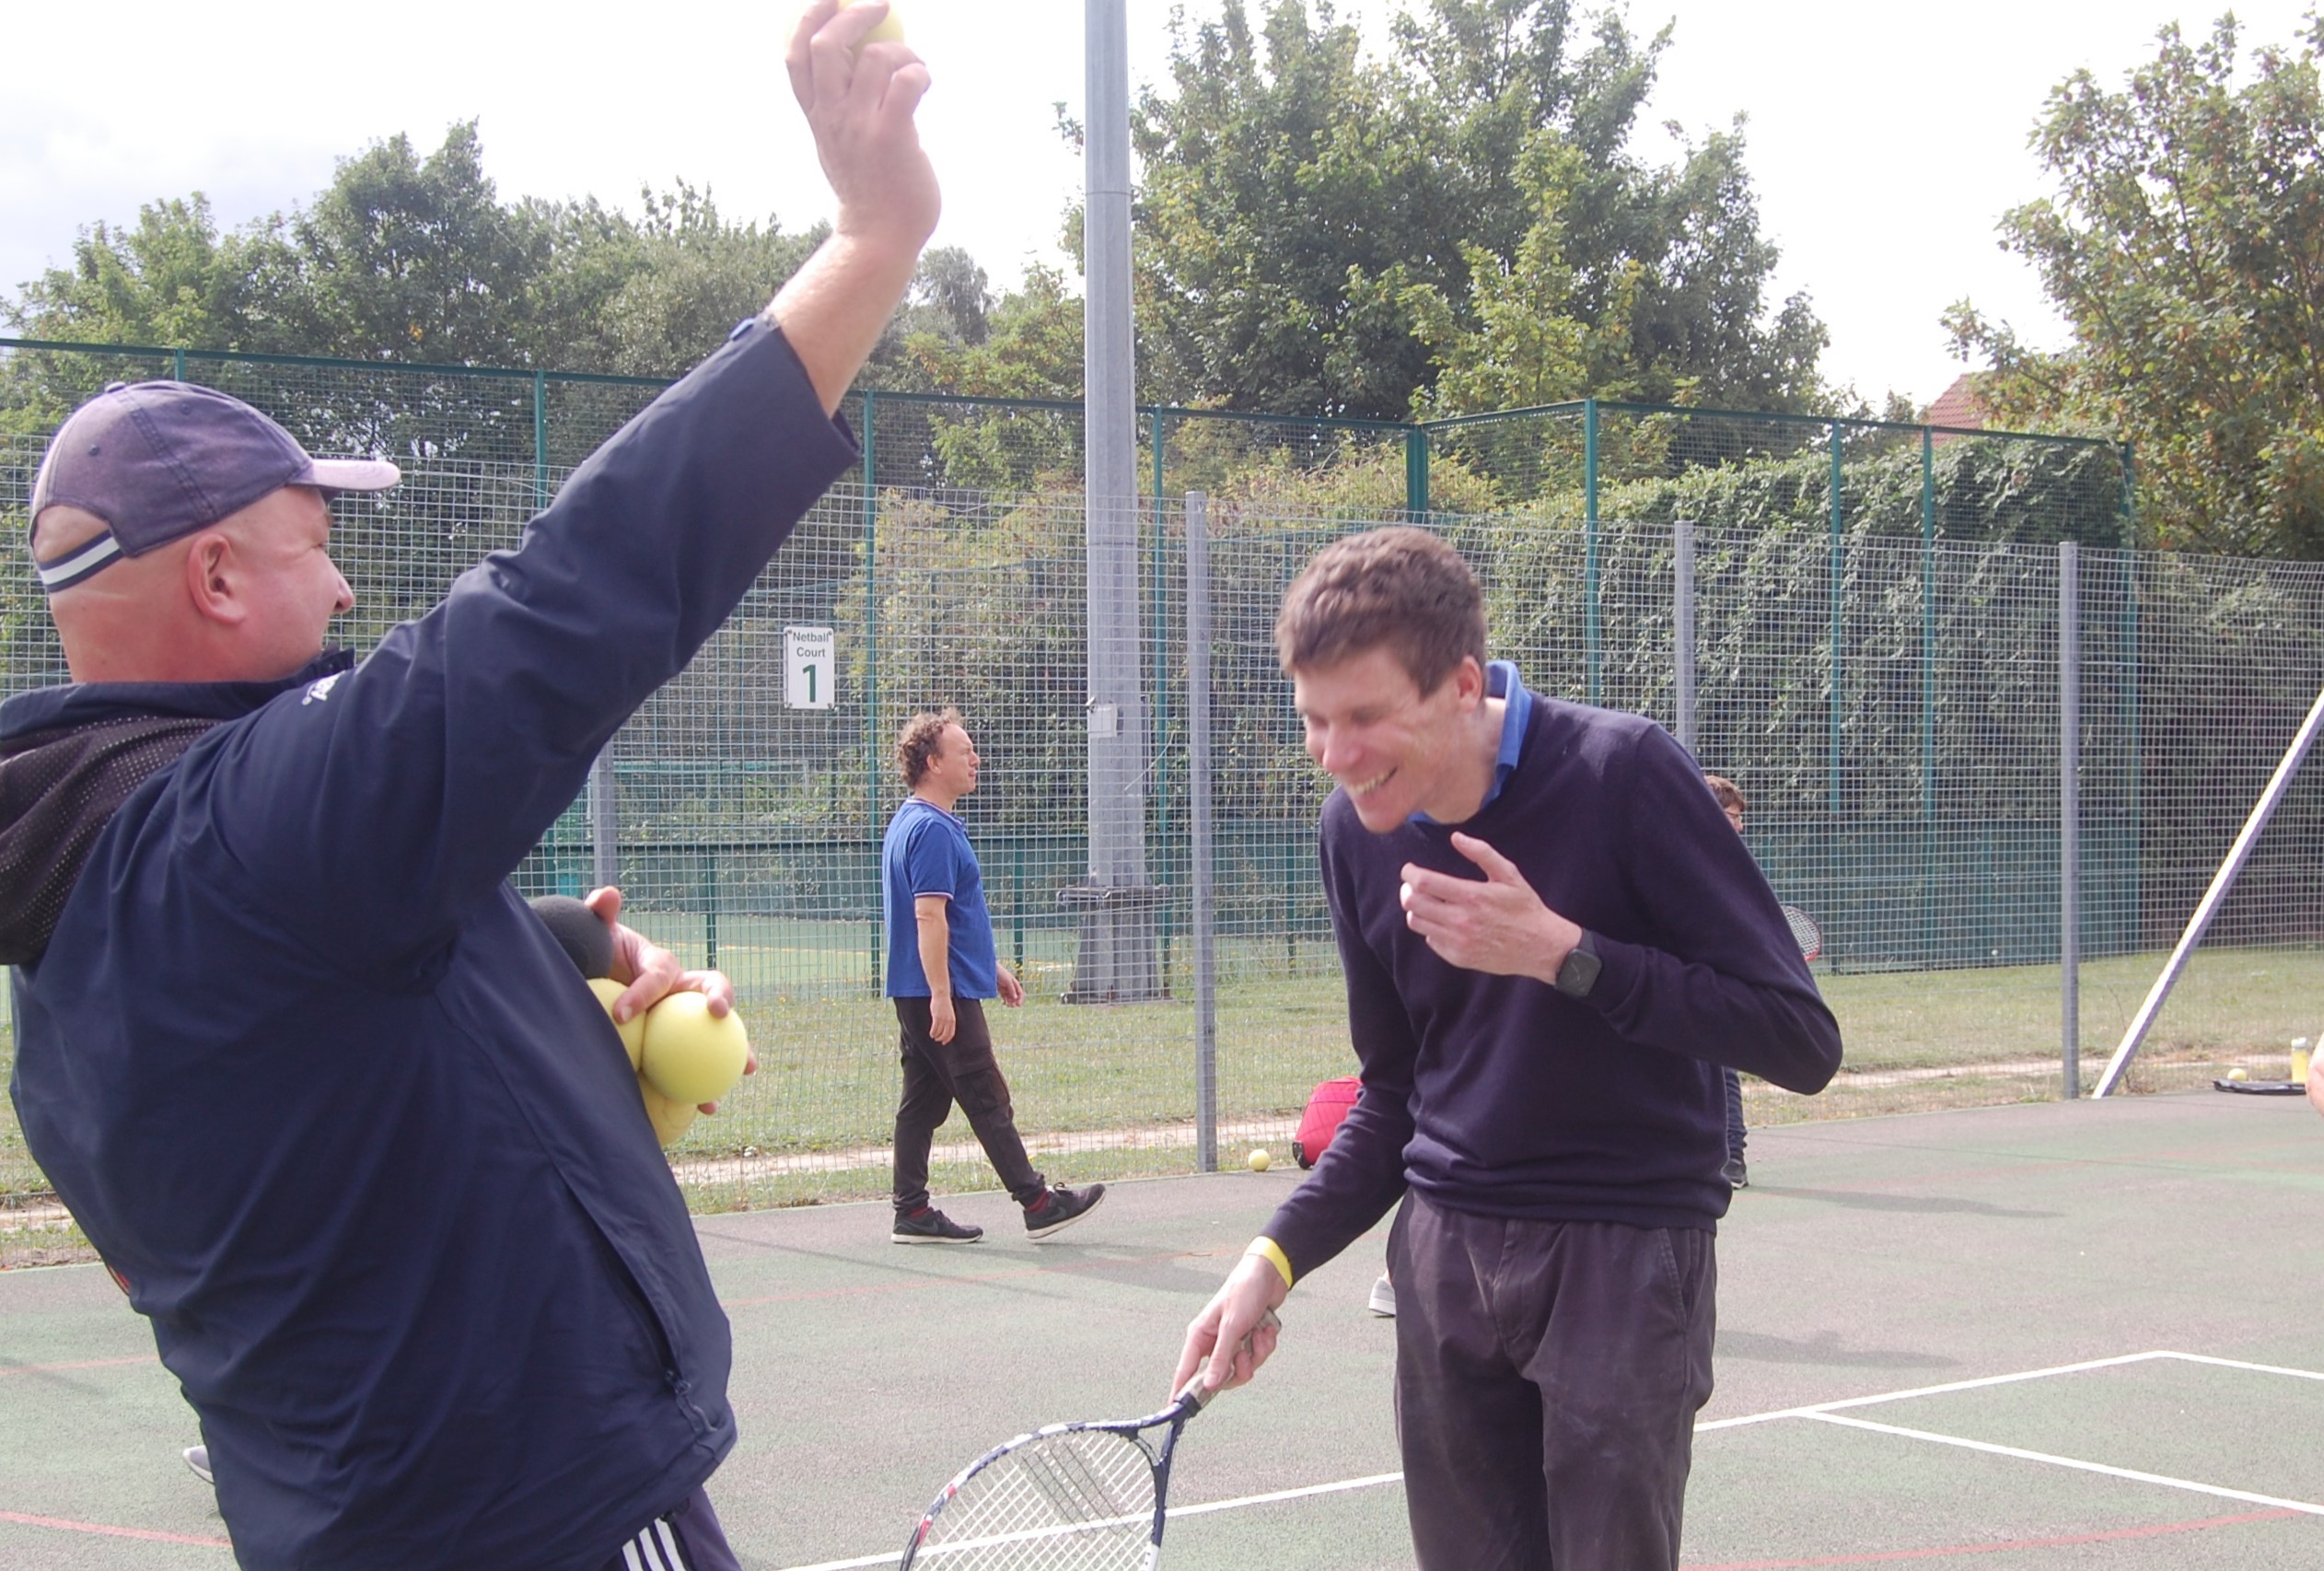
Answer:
[
  {"left": 1187, "top": 493, "right": 1218, "bottom": 1171},
  {"left": 2059, "top": 541, "right": 2080, "bottom": 1098},
  {"left": 1068, "top": 0, "right": 1160, "bottom": 1000}
]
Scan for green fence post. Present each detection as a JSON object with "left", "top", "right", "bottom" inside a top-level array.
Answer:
[
  {"left": 2121, "top": 443, "right": 2141, "bottom": 943},
  {"left": 1406, "top": 425, "right": 1429, "bottom": 521},
  {"left": 1584, "top": 399, "right": 1601, "bottom": 705},
  {"left": 533, "top": 371, "right": 550, "bottom": 511},
  {"left": 1148, "top": 411, "right": 1174, "bottom": 991},
  {"left": 862, "top": 390, "right": 881, "bottom": 995},
  {"left": 1828, "top": 421, "right": 1844, "bottom": 815},
  {"left": 1921, "top": 425, "right": 1937, "bottom": 962},
  {"left": 172, "top": 347, "right": 187, "bottom": 382}
]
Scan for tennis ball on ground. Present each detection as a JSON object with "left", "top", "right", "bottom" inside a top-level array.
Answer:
[
  {"left": 843, "top": 0, "right": 904, "bottom": 52},
  {"left": 1248, "top": 1147, "right": 1272, "bottom": 1172},
  {"left": 587, "top": 978, "right": 645, "bottom": 1071},
  {"left": 638, "top": 1076, "right": 699, "bottom": 1146},
  {"left": 639, "top": 992, "right": 750, "bottom": 1106},
  {"left": 2225, "top": 1066, "right": 2249, "bottom": 1082}
]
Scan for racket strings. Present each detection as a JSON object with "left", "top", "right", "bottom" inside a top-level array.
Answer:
[{"left": 920, "top": 1428, "right": 1158, "bottom": 1568}]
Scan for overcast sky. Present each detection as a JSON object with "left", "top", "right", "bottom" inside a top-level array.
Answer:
[{"left": 4, "top": 0, "right": 2313, "bottom": 409}]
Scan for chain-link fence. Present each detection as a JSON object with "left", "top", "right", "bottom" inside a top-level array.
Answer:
[{"left": 5, "top": 340, "right": 2319, "bottom": 1220}]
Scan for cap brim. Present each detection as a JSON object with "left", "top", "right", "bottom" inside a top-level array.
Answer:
[{"left": 307, "top": 458, "right": 401, "bottom": 492}]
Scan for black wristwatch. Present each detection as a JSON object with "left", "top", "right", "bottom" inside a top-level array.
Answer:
[{"left": 1553, "top": 929, "right": 1602, "bottom": 999}]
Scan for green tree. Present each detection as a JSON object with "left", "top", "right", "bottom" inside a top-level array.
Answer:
[
  {"left": 1129, "top": 0, "right": 1827, "bottom": 421},
  {"left": 1946, "top": 14, "right": 2324, "bottom": 558}
]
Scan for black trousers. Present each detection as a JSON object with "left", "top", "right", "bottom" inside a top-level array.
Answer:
[
  {"left": 891, "top": 996, "right": 1045, "bottom": 1212},
  {"left": 1389, "top": 1193, "right": 1717, "bottom": 1571}
]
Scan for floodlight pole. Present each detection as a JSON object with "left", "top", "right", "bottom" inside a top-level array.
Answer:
[{"left": 1065, "top": 0, "right": 1162, "bottom": 1001}]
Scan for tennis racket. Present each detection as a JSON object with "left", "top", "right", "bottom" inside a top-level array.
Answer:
[
  {"left": 900, "top": 1310, "right": 1278, "bottom": 1569},
  {"left": 1781, "top": 903, "right": 1822, "bottom": 962}
]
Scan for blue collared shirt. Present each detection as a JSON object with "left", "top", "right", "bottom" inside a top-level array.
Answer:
[{"left": 1416, "top": 659, "right": 1533, "bottom": 824}]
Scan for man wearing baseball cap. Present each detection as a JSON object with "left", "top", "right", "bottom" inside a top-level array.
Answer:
[{"left": 1, "top": 5, "right": 930, "bottom": 1566}]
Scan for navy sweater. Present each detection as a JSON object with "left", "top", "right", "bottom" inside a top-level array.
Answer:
[
  {"left": 4, "top": 320, "right": 855, "bottom": 1569},
  {"left": 1263, "top": 694, "right": 1842, "bottom": 1279}
]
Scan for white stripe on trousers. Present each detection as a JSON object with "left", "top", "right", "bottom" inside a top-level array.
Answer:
[{"left": 620, "top": 1517, "right": 689, "bottom": 1571}]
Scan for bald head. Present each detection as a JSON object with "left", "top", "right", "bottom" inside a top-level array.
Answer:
[{"left": 37, "top": 485, "right": 355, "bottom": 686}]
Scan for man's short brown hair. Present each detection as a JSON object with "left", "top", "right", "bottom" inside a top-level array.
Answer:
[
  {"left": 1273, "top": 526, "right": 1486, "bottom": 692},
  {"left": 895, "top": 707, "right": 963, "bottom": 788},
  {"left": 1704, "top": 774, "right": 1745, "bottom": 813}
]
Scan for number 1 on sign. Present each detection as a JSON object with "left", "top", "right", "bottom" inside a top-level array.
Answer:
[{"left": 784, "top": 625, "right": 836, "bottom": 710}]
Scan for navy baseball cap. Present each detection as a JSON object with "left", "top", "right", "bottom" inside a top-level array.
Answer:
[{"left": 29, "top": 380, "right": 401, "bottom": 594}]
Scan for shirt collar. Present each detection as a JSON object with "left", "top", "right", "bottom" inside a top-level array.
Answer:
[{"left": 1412, "top": 658, "right": 1532, "bottom": 824}]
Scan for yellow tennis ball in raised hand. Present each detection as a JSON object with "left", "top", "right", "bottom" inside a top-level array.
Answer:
[
  {"left": 587, "top": 978, "right": 645, "bottom": 1071},
  {"left": 639, "top": 992, "right": 750, "bottom": 1107},
  {"left": 844, "top": 0, "right": 904, "bottom": 52},
  {"left": 638, "top": 1075, "right": 699, "bottom": 1146}
]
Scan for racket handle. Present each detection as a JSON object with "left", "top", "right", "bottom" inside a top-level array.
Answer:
[{"left": 1179, "top": 1309, "right": 1282, "bottom": 1408}]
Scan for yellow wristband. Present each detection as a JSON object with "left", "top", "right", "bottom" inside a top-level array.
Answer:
[{"left": 1246, "top": 1236, "right": 1294, "bottom": 1290}]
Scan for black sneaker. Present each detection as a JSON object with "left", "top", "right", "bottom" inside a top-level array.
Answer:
[
  {"left": 1721, "top": 1155, "right": 1749, "bottom": 1189},
  {"left": 1022, "top": 1182, "right": 1106, "bottom": 1240},
  {"left": 891, "top": 1207, "right": 983, "bottom": 1245}
]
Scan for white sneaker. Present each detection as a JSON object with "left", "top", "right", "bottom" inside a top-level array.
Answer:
[
  {"left": 1367, "top": 1273, "right": 1397, "bottom": 1317},
  {"left": 182, "top": 1445, "right": 213, "bottom": 1484}
]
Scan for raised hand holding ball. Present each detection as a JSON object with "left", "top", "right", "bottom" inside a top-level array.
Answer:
[
  {"left": 842, "top": 0, "right": 904, "bottom": 52},
  {"left": 639, "top": 992, "right": 751, "bottom": 1107}
]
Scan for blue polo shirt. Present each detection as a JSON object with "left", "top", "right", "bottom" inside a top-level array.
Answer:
[
  {"left": 882, "top": 797, "right": 1001, "bottom": 999},
  {"left": 1415, "top": 658, "right": 1533, "bottom": 824}
]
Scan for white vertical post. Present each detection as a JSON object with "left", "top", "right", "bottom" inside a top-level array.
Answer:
[
  {"left": 588, "top": 750, "right": 619, "bottom": 889},
  {"left": 2059, "top": 542, "right": 2080, "bottom": 1097},
  {"left": 1186, "top": 493, "right": 1217, "bottom": 1172}
]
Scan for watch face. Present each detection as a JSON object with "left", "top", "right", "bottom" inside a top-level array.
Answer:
[{"left": 1556, "top": 942, "right": 1601, "bottom": 998}]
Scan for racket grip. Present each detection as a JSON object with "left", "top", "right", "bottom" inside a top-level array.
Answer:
[{"left": 1180, "top": 1309, "right": 1282, "bottom": 1408}]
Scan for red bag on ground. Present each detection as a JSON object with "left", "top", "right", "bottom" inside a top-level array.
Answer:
[{"left": 1292, "top": 1075, "right": 1362, "bottom": 1169}]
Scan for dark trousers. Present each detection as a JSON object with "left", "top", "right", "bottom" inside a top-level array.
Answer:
[
  {"left": 892, "top": 996, "right": 1045, "bottom": 1212},
  {"left": 597, "top": 1489, "right": 740, "bottom": 1571},
  {"left": 1723, "top": 1066, "right": 1748, "bottom": 1160},
  {"left": 1389, "top": 1193, "right": 1717, "bottom": 1571}
]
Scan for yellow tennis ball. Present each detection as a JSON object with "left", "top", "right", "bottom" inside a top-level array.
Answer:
[
  {"left": 638, "top": 1075, "right": 699, "bottom": 1146},
  {"left": 587, "top": 978, "right": 645, "bottom": 1071},
  {"left": 844, "top": 0, "right": 904, "bottom": 52},
  {"left": 639, "top": 992, "right": 750, "bottom": 1106},
  {"left": 2225, "top": 1065, "right": 2249, "bottom": 1082},
  {"left": 1248, "top": 1147, "right": 1272, "bottom": 1172}
]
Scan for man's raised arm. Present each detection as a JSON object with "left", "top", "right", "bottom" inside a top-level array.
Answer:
[{"left": 773, "top": 0, "right": 941, "bottom": 413}]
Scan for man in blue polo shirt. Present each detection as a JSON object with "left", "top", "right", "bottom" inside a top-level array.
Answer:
[
  {"left": 1172, "top": 527, "right": 1842, "bottom": 1570},
  {"left": 883, "top": 707, "right": 1105, "bottom": 1244}
]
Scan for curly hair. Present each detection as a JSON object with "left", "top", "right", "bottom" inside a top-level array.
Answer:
[
  {"left": 894, "top": 707, "right": 964, "bottom": 789},
  {"left": 1273, "top": 526, "right": 1485, "bottom": 692}
]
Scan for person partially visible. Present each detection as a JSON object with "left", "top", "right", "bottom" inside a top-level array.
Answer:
[
  {"left": 883, "top": 709, "right": 1105, "bottom": 1244},
  {"left": 5, "top": 6, "right": 938, "bottom": 1565},
  {"left": 1171, "top": 526, "right": 1841, "bottom": 1570},
  {"left": 1704, "top": 773, "right": 1752, "bottom": 1188}
]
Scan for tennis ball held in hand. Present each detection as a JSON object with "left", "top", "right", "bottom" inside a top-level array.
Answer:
[
  {"left": 843, "top": 0, "right": 904, "bottom": 52},
  {"left": 587, "top": 978, "right": 645, "bottom": 1071},
  {"left": 638, "top": 1076, "right": 699, "bottom": 1146},
  {"left": 639, "top": 992, "right": 750, "bottom": 1107}
]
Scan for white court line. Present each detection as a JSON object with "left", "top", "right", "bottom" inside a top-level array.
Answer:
[
  {"left": 1802, "top": 1411, "right": 2324, "bottom": 1517},
  {"left": 776, "top": 1473, "right": 1409, "bottom": 1571},
  {"left": 773, "top": 1349, "right": 2324, "bottom": 1571}
]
